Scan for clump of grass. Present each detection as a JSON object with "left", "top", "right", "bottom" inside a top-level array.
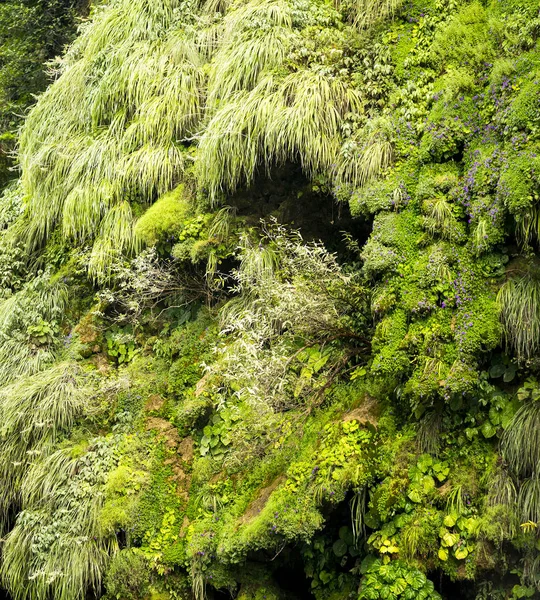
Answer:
[
  {"left": 17, "top": 0, "right": 204, "bottom": 277},
  {"left": 519, "top": 474, "right": 540, "bottom": 524},
  {"left": 198, "top": 71, "right": 361, "bottom": 200},
  {"left": 0, "top": 362, "right": 85, "bottom": 530},
  {"left": 487, "top": 465, "right": 517, "bottom": 508},
  {"left": 339, "top": 0, "right": 403, "bottom": 29},
  {"left": 422, "top": 197, "right": 456, "bottom": 239},
  {"left": 417, "top": 410, "right": 442, "bottom": 455},
  {"left": 334, "top": 118, "right": 394, "bottom": 191},
  {"left": 501, "top": 401, "right": 540, "bottom": 479},
  {"left": 2, "top": 437, "right": 121, "bottom": 600},
  {"left": 207, "top": 0, "right": 295, "bottom": 107},
  {"left": 498, "top": 273, "right": 540, "bottom": 361}
]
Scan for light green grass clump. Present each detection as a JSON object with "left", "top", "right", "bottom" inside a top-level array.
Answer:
[{"left": 18, "top": 0, "right": 205, "bottom": 271}]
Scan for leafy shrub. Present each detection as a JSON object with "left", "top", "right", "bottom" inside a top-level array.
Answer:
[
  {"left": 104, "top": 550, "right": 151, "bottom": 600},
  {"left": 358, "top": 558, "right": 441, "bottom": 599}
]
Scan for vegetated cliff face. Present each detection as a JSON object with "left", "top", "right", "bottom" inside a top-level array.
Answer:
[
  {"left": 0, "top": 0, "right": 539, "bottom": 598},
  {"left": 0, "top": 0, "right": 87, "bottom": 188}
]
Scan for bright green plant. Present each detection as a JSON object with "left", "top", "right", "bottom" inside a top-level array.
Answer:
[
  {"left": 498, "top": 273, "right": 540, "bottom": 361},
  {"left": 357, "top": 557, "right": 441, "bottom": 599},
  {"left": 105, "top": 327, "right": 138, "bottom": 365}
]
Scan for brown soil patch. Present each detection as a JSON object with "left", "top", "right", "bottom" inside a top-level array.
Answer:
[
  {"left": 145, "top": 394, "right": 165, "bottom": 413},
  {"left": 146, "top": 417, "right": 181, "bottom": 449},
  {"left": 343, "top": 395, "right": 380, "bottom": 426},
  {"left": 90, "top": 353, "right": 110, "bottom": 375},
  {"left": 74, "top": 313, "right": 100, "bottom": 344},
  {"left": 180, "top": 515, "right": 190, "bottom": 537},
  {"left": 177, "top": 437, "right": 194, "bottom": 462},
  {"left": 146, "top": 417, "right": 195, "bottom": 501},
  {"left": 240, "top": 476, "right": 284, "bottom": 525},
  {"left": 437, "top": 480, "right": 452, "bottom": 497}
]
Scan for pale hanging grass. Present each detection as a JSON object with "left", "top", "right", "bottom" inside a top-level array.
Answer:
[
  {"left": 2, "top": 439, "right": 121, "bottom": 600},
  {"left": 422, "top": 197, "right": 456, "bottom": 238},
  {"left": 62, "top": 185, "right": 114, "bottom": 243},
  {"left": 222, "top": 0, "right": 293, "bottom": 36},
  {"left": 88, "top": 201, "right": 141, "bottom": 282},
  {"left": 197, "top": 75, "right": 282, "bottom": 197},
  {"left": 472, "top": 217, "right": 489, "bottom": 253},
  {"left": 498, "top": 274, "right": 540, "bottom": 361},
  {"left": 501, "top": 401, "right": 540, "bottom": 479},
  {"left": 17, "top": 0, "right": 203, "bottom": 258},
  {"left": 198, "top": 71, "right": 361, "bottom": 199},
  {"left": 334, "top": 119, "right": 393, "bottom": 190},
  {"left": 207, "top": 28, "right": 295, "bottom": 106},
  {"left": 336, "top": 0, "right": 403, "bottom": 29},
  {"left": 207, "top": 0, "right": 295, "bottom": 105},
  {"left": 0, "top": 363, "right": 85, "bottom": 525},
  {"left": 270, "top": 70, "right": 361, "bottom": 173}
]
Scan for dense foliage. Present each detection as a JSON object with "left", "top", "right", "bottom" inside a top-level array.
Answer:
[
  {"left": 0, "top": 0, "right": 540, "bottom": 598},
  {"left": 0, "top": 0, "right": 85, "bottom": 187}
]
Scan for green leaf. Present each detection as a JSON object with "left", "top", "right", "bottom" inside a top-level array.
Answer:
[
  {"left": 503, "top": 366, "right": 516, "bottom": 382},
  {"left": 443, "top": 514, "right": 456, "bottom": 527},
  {"left": 489, "top": 364, "right": 506, "bottom": 378},
  {"left": 422, "top": 475, "right": 435, "bottom": 493},
  {"left": 391, "top": 578, "right": 407, "bottom": 594},
  {"left": 454, "top": 546, "right": 468, "bottom": 560},
  {"left": 465, "top": 427, "right": 477, "bottom": 440},
  {"left": 417, "top": 454, "right": 433, "bottom": 473},
  {"left": 408, "top": 489, "right": 422, "bottom": 503},
  {"left": 332, "top": 539, "right": 348, "bottom": 557},
  {"left": 319, "top": 570, "right": 333, "bottom": 585},
  {"left": 438, "top": 547, "right": 449, "bottom": 561},
  {"left": 339, "top": 526, "right": 354, "bottom": 546},
  {"left": 480, "top": 420, "right": 496, "bottom": 438},
  {"left": 488, "top": 406, "right": 501, "bottom": 426},
  {"left": 441, "top": 532, "right": 460, "bottom": 547}
]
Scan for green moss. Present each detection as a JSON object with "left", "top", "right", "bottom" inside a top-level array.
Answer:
[
  {"left": 134, "top": 184, "right": 191, "bottom": 246},
  {"left": 431, "top": 2, "right": 501, "bottom": 69},
  {"left": 499, "top": 152, "right": 540, "bottom": 216},
  {"left": 507, "top": 77, "right": 540, "bottom": 132}
]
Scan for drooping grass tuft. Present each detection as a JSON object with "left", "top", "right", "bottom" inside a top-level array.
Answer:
[
  {"left": 198, "top": 71, "right": 361, "bottom": 200},
  {"left": 519, "top": 473, "right": 540, "bottom": 525},
  {"left": 501, "top": 401, "right": 540, "bottom": 479},
  {"left": 17, "top": 0, "right": 204, "bottom": 272},
  {"left": 0, "top": 362, "right": 86, "bottom": 526},
  {"left": 88, "top": 201, "right": 142, "bottom": 283},
  {"left": 337, "top": 0, "right": 403, "bottom": 29},
  {"left": 422, "top": 197, "right": 456, "bottom": 239},
  {"left": 417, "top": 410, "right": 442, "bottom": 455},
  {"left": 498, "top": 273, "right": 540, "bottom": 361},
  {"left": 350, "top": 487, "right": 367, "bottom": 545},
  {"left": 334, "top": 118, "right": 393, "bottom": 191},
  {"left": 2, "top": 437, "right": 121, "bottom": 600},
  {"left": 488, "top": 465, "right": 517, "bottom": 508},
  {"left": 207, "top": 0, "right": 295, "bottom": 107}
]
